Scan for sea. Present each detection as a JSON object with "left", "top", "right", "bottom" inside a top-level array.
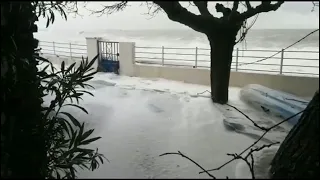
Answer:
[
  {"left": 35, "top": 28, "right": 319, "bottom": 50},
  {"left": 35, "top": 28, "right": 319, "bottom": 76}
]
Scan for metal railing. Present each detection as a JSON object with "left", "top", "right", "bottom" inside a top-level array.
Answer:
[
  {"left": 135, "top": 46, "right": 319, "bottom": 77},
  {"left": 38, "top": 41, "right": 88, "bottom": 60}
]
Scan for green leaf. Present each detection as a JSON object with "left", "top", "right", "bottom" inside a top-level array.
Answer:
[
  {"left": 90, "top": 160, "right": 96, "bottom": 171},
  {"left": 81, "top": 129, "right": 94, "bottom": 142},
  {"left": 70, "top": 167, "right": 75, "bottom": 178},
  {"left": 87, "top": 54, "right": 99, "bottom": 69},
  {"left": 80, "top": 163, "right": 89, "bottom": 170},
  {"left": 41, "top": 73, "right": 57, "bottom": 80},
  {"left": 58, "top": 5, "right": 67, "bottom": 20},
  {"left": 80, "top": 137, "right": 101, "bottom": 145},
  {"left": 41, "top": 64, "right": 50, "bottom": 72},
  {"left": 77, "top": 90, "right": 94, "bottom": 97},
  {"left": 38, "top": 7, "right": 42, "bottom": 17},
  {"left": 83, "top": 83, "right": 95, "bottom": 89},
  {"left": 66, "top": 62, "right": 76, "bottom": 73},
  {"left": 83, "top": 71, "right": 97, "bottom": 79},
  {"left": 56, "top": 117, "right": 71, "bottom": 138},
  {"left": 56, "top": 170, "right": 61, "bottom": 179},
  {"left": 60, "top": 112, "right": 81, "bottom": 127},
  {"left": 63, "top": 104, "right": 88, "bottom": 114},
  {"left": 98, "top": 155, "right": 104, "bottom": 164},
  {"left": 51, "top": 10, "right": 55, "bottom": 23},
  {"left": 69, "top": 130, "right": 78, "bottom": 149},
  {"left": 42, "top": 8, "right": 46, "bottom": 18},
  {"left": 46, "top": 17, "right": 50, "bottom": 28},
  {"left": 35, "top": 55, "right": 52, "bottom": 64},
  {"left": 70, "top": 92, "right": 84, "bottom": 99},
  {"left": 75, "top": 123, "right": 85, "bottom": 145},
  {"left": 76, "top": 148, "right": 95, "bottom": 154},
  {"left": 80, "top": 76, "right": 94, "bottom": 83},
  {"left": 61, "top": 61, "right": 65, "bottom": 74}
]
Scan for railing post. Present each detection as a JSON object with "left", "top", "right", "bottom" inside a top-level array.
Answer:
[
  {"left": 69, "top": 43, "right": 72, "bottom": 59},
  {"left": 195, "top": 47, "right": 198, "bottom": 68},
  {"left": 235, "top": 48, "right": 239, "bottom": 71},
  {"left": 280, "top": 49, "right": 284, "bottom": 74},
  {"left": 53, "top": 41, "right": 56, "bottom": 55},
  {"left": 162, "top": 46, "right": 164, "bottom": 66}
]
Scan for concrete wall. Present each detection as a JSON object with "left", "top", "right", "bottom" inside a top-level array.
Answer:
[
  {"left": 119, "top": 42, "right": 135, "bottom": 76},
  {"left": 86, "top": 39, "right": 319, "bottom": 97},
  {"left": 86, "top": 37, "right": 101, "bottom": 72},
  {"left": 134, "top": 64, "right": 319, "bottom": 97}
]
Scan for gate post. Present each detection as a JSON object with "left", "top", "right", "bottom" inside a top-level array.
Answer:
[
  {"left": 119, "top": 42, "right": 135, "bottom": 76},
  {"left": 86, "top": 37, "right": 101, "bottom": 72}
]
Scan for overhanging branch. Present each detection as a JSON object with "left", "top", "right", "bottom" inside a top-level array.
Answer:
[
  {"left": 236, "top": 1, "right": 284, "bottom": 22},
  {"left": 193, "top": 1, "right": 212, "bottom": 16},
  {"left": 89, "top": 1, "right": 128, "bottom": 16},
  {"left": 153, "top": 1, "right": 218, "bottom": 33},
  {"left": 245, "top": 1, "right": 252, "bottom": 10},
  {"left": 231, "top": 1, "right": 239, "bottom": 13},
  {"left": 215, "top": 3, "right": 231, "bottom": 17},
  {"left": 229, "top": 1, "right": 240, "bottom": 20}
]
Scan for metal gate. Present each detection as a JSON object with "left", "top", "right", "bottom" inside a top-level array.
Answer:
[{"left": 97, "top": 41, "right": 120, "bottom": 73}]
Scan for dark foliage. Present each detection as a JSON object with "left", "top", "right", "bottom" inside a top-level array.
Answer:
[{"left": 1, "top": 2, "right": 106, "bottom": 178}]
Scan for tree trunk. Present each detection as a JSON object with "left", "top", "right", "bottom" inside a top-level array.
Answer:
[
  {"left": 207, "top": 32, "right": 237, "bottom": 104},
  {"left": 270, "top": 90, "right": 319, "bottom": 178},
  {"left": 1, "top": 2, "right": 45, "bottom": 178}
]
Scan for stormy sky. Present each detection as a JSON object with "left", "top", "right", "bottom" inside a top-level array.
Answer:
[{"left": 37, "top": 1, "right": 319, "bottom": 31}]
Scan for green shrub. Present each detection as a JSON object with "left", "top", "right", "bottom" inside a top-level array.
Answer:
[{"left": 36, "top": 54, "right": 106, "bottom": 178}]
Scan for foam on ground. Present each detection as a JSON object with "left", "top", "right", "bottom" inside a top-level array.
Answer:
[{"left": 38, "top": 62, "right": 292, "bottom": 179}]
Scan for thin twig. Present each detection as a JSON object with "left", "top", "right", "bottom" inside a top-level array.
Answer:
[
  {"left": 244, "top": 142, "right": 280, "bottom": 159},
  {"left": 197, "top": 90, "right": 211, "bottom": 96},
  {"left": 199, "top": 106, "right": 312, "bottom": 174},
  {"left": 160, "top": 151, "right": 216, "bottom": 179},
  {"left": 249, "top": 153, "right": 255, "bottom": 179},
  {"left": 227, "top": 153, "right": 254, "bottom": 177},
  {"left": 89, "top": 1, "right": 129, "bottom": 17},
  {"left": 162, "top": 90, "right": 316, "bottom": 178},
  {"left": 226, "top": 103, "right": 268, "bottom": 131}
]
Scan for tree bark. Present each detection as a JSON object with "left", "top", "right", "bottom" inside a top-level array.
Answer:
[
  {"left": 207, "top": 30, "right": 237, "bottom": 104},
  {"left": 270, "top": 90, "right": 319, "bottom": 178}
]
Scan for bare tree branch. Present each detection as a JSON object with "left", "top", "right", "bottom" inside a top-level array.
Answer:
[
  {"left": 89, "top": 1, "right": 128, "bottom": 17},
  {"left": 141, "top": 2, "right": 162, "bottom": 19},
  {"left": 245, "top": 1, "right": 252, "bottom": 10},
  {"left": 229, "top": 1, "right": 240, "bottom": 20},
  {"left": 199, "top": 105, "right": 315, "bottom": 175},
  {"left": 227, "top": 152, "right": 255, "bottom": 178},
  {"left": 236, "top": 1, "right": 284, "bottom": 22},
  {"left": 262, "top": 1, "right": 272, "bottom": 5},
  {"left": 193, "top": 1, "right": 212, "bottom": 16},
  {"left": 231, "top": 1, "right": 239, "bottom": 13},
  {"left": 245, "top": 142, "right": 280, "bottom": 159},
  {"left": 160, "top": 151, "right": 216, "bottom": 179},
  {"left": 160, "top": 99, "right": 318, "bottom": 179},
  {"left": 226, "top": 103, "right": 268, "bottom": 131},
  {"left": 215, "top": 3, "right": 232, "bottom": 17}
]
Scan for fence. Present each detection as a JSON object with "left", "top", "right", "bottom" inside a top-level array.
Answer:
[
  {"left": 37, "top": 41, "right": 319, "bottom": 77},
  {"left": 98, "top": 41, "right": 119, "bottom": 61},
  {"left": 135, "top": 46, "right": 319, "bottom": 77},
  {"left": 38, "top": 41, "right": 87, "bottom": 60}
]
